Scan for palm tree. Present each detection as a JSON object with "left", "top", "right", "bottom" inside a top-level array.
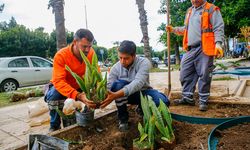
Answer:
[
  {"left": 48, "top": 0, "right": 67, "bottom": 51},
  {"left": 136, "top": 0, "right": 151, "bottom": 61}
]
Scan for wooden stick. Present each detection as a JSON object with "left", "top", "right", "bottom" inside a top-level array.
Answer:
[{"left": 166, "top": 0, "right": 171, "bottom": 96}]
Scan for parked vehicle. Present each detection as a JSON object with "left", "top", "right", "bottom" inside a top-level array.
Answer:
[
  {"left": 0, "top": 56, "right": 53, "bottom": 92},
  {"left": 136, "top": 54, "right": 158, "bottom": 68},
  {"left": 152, "top": 57, "right": 160, "bottom": 64},
  {"left": 164, "top": 54, "right": 184, "bottom": 66},
  {"left": 232, "top": 42, "right": 249, "bottom": 58}
]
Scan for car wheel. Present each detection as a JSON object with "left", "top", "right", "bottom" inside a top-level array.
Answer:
[
  {"left": 0, "top": 79, "right": 18, "bottom": 92},
  {"left": 153, "top": 63, "right": 158, "bottom": 68}
]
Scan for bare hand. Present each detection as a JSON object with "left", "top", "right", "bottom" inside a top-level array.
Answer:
[
  {"left": 166, "top": 25, "right": 174, "bottom": 32},
  {"left": 77, "top": 93, "right": 96, "bottom": 109},
  {"left": 100, "top": 91, "right": 116, "bottom": 109}
]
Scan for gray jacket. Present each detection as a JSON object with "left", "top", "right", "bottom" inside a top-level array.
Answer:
[{"left": 107, "top": 57, "right": 152, "bottom": 96}]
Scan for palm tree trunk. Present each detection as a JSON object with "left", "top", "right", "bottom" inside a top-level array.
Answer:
[
  {"left": 49, "top": 0, "right": 67, "bottom": 51},
  {"left": 136, "top": 0, "right": 151, "bottom": 61}
]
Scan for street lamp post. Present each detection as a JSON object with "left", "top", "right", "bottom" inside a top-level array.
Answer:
[{"left": 84, "top": 0, "right": 88, "bottom": 29}]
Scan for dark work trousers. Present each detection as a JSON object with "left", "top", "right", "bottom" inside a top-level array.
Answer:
[
  {"left": 111, "top": 79, "right": 170, "bottom": 123},
  {"left": 180, "top": 45, "right": 214, "bottom": 104},
  {"left": 44, "top": 85, "right": 67, "bottom": 129}
]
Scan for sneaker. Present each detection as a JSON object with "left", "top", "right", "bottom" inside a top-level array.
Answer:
[
  {"left": 173, "top": 98, "right": 195, "bottom": 106},
  {"left": 118, "top": 121, "right": 129, "bottom": 132},
  {"left": 199, "top": 104, "right": 208, "bottom": 111}
]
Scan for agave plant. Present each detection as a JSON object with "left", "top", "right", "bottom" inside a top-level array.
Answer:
[
  {"left": 65, "top": 50, "right": 107, "bottom": 108},
  {"left": 133, "top": 93, "right": 175, "bottom": 150},
  {"left": 133, "top": 94, "right": 155, "bottom": 150}
]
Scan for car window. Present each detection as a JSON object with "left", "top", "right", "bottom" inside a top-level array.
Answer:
[
  {"left": 8, "top": 58, "right": 29, "bottom": 68},
  {"left": 31, "top": 58, "right": 52, "bottom": 67}
]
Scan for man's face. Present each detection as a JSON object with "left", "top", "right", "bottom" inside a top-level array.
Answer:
[
  {"left": 191, "top": 0, "right": 204, "bottom": 8},
  {"left": 118, "top": 52, "right": 135, "bottom": 68},
  {"left": 74, "top": 38, "right": 92, "bottom": 56}
]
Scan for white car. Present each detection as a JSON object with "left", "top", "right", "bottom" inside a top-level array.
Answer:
[{"left": 0, "top": 56, "right": 53, "bottom": 92}]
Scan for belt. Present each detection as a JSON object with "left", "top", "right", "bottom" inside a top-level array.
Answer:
[{"left": 188, "top": 43, "right": 201, "bottom": 51}]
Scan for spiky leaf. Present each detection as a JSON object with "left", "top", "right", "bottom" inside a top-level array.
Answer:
[
  {"left": 140, "top": 93, "right": 151, "bottom": 122},
  {"left": 159, "top": 99, "right": 174, "bottom": 137},
  {"left": 65, "top": 65, "right": 86, "bottom": 92},
  {"left": 148, "top": 97, "right": 169, "bottom": 139}
]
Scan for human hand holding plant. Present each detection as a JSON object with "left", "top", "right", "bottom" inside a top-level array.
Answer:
[
  {"left": 76, "top": 92, "right": 96, "bottom": 109},
  {"left": 65, "top": 50, "right": 108, "bottom": 111},
  {"left": 100, "top": 90, "right": 125, "bottom": 109}
]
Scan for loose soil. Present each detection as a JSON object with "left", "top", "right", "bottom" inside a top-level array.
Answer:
[
  {"left": 52, "top": 107, "right": 214, "bottom": 150},
  {"left": 217, "top": 123, "right": 250, "bottom": 150},
  {"left": 52, "top": 104, "right": 250, "bottom": 150},
  {"left": 173, "top": 121, "right": 214, "bottom": 150},
  {"left": 170, "top": 104, "right": 250, "bottom": 118},
  {"left": 68, "top": 108, "right": 141, "bottom": 150}
]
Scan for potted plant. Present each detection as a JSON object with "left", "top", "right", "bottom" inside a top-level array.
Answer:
[{"left": 65, "top": 50, "right": 107, "bottom": 126}]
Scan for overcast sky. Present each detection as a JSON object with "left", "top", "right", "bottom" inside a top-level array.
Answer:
[{"left": 0, "top": 0, "right": 167, "bottom": 51}]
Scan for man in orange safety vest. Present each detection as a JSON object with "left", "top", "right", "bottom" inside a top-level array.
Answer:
[{"left": 167, "top": 0, "right": 224, "bottom": 111}]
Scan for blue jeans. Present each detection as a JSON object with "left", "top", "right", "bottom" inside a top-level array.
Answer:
[
  {"left": 111, "top": 80, "right": 170, "bottom": 123},
  {"left": 44, "top": 84, "right": 66, "bottom": 129}
]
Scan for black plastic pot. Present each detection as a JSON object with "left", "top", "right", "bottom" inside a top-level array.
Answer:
[
  {"left": 62, "top": 114, "right": 76, "bottom": 128},
  {"left": 75, "top": 109, "right": 95, "bottom": 127}
]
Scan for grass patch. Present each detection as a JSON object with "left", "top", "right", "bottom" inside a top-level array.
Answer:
[
  {"left": 171, "top": 64, "right": 180, "bottom": 70},
  {"left": 0, "top": 87, "right": 38, "bottom": 108},
  {"left": 150, "top": 68, "right": 167, "bottom": 72},
  {"left": 213, "top": 76, "right": 236, "bottom": 81}
]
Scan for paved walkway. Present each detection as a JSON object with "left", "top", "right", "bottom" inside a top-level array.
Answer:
[{"left": 0, "top": 71, "right": 247, "bottom": 149}]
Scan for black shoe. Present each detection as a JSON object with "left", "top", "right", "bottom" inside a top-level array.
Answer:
[
  {"left": 173, "top": 98, "right": 195, "bottom": 106},
  {"left": 199, "top": 103, "right": 208, "bottom": 111},
  {"left": 49, "top": 127, "right": 61, "bottom": 132},
  {"left": 118, "top": 121, "right": 129, "bottom": 132}
]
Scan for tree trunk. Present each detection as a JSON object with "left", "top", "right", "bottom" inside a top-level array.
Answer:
[
  {"left": 49, "top": 0, "right": 67, "bottom": 51},
  {"left": 174, "top": 42, "right": 180, "bottom": 65},
  {"left": 136, "top": 0, "right": 151, "bottom": 61}
]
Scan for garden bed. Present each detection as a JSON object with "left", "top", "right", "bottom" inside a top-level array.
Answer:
[
  {"left": 170, "top": 104, "right": 250, "bottom": 118},
  {"left": 217, "top": 123, "right": 250, "bottom": 150},
  {"left": 50, "top": 107, "right": 215, "bottom": 150},
  {"left": 19, "top": 104, "right": 250, "bottom": 150},
  {"left": 53, "top": 108, "right": 141, "bottom": 150}
]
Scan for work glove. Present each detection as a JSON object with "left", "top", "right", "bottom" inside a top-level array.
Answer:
[
  {"left": 166, "top": 25, "right": 174, "bottom": 33},
  {"left": 214, "top": 42, "right": 224, "bottom": 58}
]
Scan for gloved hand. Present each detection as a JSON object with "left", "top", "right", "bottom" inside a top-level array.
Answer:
[
  {"left": 166, "top": 25, "right": 174, "bottom": 33},
  {"left": 214, "top": 42, "right": 224, "bottom": 58}
]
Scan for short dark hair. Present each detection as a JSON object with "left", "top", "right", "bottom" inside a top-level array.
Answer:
[
  {"left": 74, "top": 29, "right": 94, "bottom": 42},
  {"left": 118, "top": 40, "right": 136, "bottom": 55}
]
